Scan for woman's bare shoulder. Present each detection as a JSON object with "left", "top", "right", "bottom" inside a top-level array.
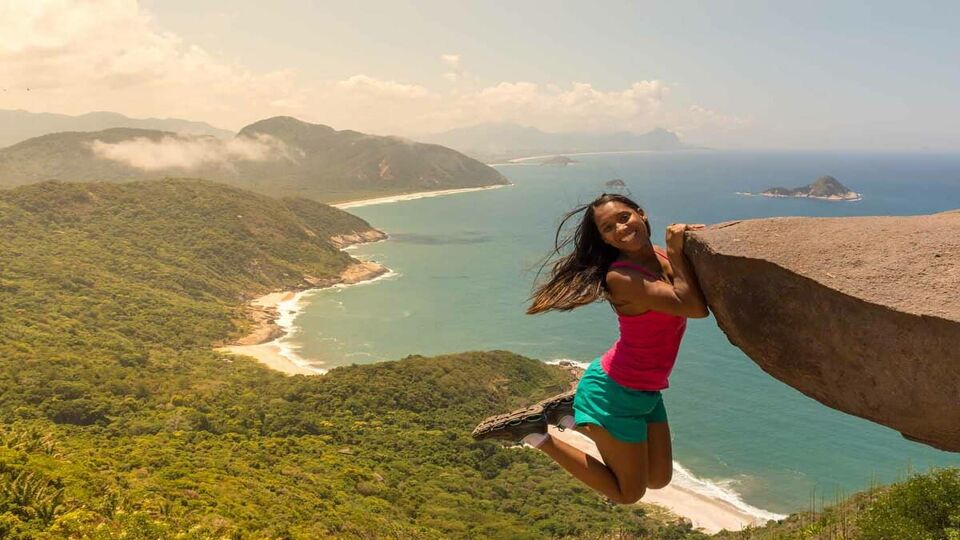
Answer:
[{"left": 605, "top": 267, "right": 653, "bottom": 299}]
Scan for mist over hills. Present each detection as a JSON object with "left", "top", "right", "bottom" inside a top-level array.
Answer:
[
  {"left": 0, "top": 128, "right": 233, "bottom": 186},
  {"left": 0, "top": 109, "right": 234, "bottom": 148},
  {"left": 0, "top": 116, "right": 509, "bottom": 202},
  {"left": 420, "top": 122, "right": 687, "bottom": 161}
]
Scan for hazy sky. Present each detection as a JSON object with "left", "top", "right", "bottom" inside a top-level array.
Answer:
[{"left": 3, "top": 0, "right": 958, "bottom": 149}]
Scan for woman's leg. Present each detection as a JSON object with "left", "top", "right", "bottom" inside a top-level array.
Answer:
[
  {"left": 645, "top": 421, "right": 673, "bottom": 489},
  {"left": 538, "top": 424, "right": 649, "bottom": 504}
]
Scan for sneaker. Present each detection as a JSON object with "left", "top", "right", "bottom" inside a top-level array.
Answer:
[
  {"left": 537, "top": 389, "right": 576, "bottom": 428},
  {"left": 471, "top": 405, "right": 548, "bottom": 442}
]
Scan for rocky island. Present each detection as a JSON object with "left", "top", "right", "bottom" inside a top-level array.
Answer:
[{"left": 742, "top": 175, "right": 862, "bottom": 201}]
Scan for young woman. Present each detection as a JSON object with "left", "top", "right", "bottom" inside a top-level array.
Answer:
[{"left": 472, "top": 193, "right": 709, "bottom": 504}]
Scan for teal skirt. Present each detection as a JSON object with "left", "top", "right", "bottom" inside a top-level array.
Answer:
[{"left": 573, "top": 359, "right": 667, "bottom": 443}]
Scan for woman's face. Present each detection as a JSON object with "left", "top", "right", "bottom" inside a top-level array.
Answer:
[{"left": 592, "top": 201, "right": 648, "bottom": 251}]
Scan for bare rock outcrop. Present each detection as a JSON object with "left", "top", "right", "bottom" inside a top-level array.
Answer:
[
  {"left": 329, "top": 229, "right": 388, "bottom": 249},
  {"left": 685, "top": 210, "right": 960, "bottom": 451}
]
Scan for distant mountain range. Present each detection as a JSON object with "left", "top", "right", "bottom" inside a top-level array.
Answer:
[
  {"left": 419, "top": 123, "right": 687, "bottom": 162},
  {"left": 0, "top": 116, "right": 509, "bottom": 202},
  {"left": 0, "top": 109, "right": 234, "bottom": 148}
]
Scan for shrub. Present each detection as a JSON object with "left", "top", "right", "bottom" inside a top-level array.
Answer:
[{"left": 858, "top": 468, "right": 960, "bottom": 540}]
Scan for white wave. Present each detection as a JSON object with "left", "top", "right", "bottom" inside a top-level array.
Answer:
[
  {"left": 267, "top": 265, "right": 397, "bottom": 374},
  {"left": 342, "top": 234, "right": 390, "bottom": 251},
  {"left": 330, "top": 269, "right": 400, "bottom": 289},
  {"left": 545, "top": 358, "right": 592, "bottom": 370},
  {"left": 270, "top": 291, "right": 327, "bottom": 374},
  {"left": 669, "top": 463, "right": 787, "bottom": 522}
]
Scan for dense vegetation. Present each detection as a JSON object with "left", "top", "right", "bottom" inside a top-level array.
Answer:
[
  {"left": 0, "top": 178, "right": 954, "bottom": 538},
  {"left": 0, "top": 179, "right": 697, "bottom": 538},
  {"left": 0, "top": 116, "right": 510, "bottom": 202}
]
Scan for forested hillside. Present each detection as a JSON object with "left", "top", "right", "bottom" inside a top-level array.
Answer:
[{"left": 0, "top": 179, "right": 694, "bottom": 538}]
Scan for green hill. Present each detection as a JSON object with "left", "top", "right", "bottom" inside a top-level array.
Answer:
[
  {"left": 0, "top": 117, "right": 511, "bottom": 202},
  {"left": 0, "top": 179, "right": 692, "bottom": 538}
]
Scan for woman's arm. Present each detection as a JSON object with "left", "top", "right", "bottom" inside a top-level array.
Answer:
[
  {"left": 663, "top": 224, "right": 709, "bottom": 318},
  {"left": 606, "top": 224, "right": 710, "bottom": 319}
]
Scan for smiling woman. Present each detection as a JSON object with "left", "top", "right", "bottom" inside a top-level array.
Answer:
[{"left": 473, "top": 192, "right": 709, "bottom": 505}]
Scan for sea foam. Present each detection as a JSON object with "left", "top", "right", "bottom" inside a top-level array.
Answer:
[{"left": 270, "top": 266, "right": 400, "bottom": 373}]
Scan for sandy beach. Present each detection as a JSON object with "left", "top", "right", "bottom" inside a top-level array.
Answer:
[
  {"left": 331, "top": 184, "right": 510, "bottom": 209},
  {"left": 217, "top": 260, "right": 390, "bottom": 376},
  {"left": 503, "top": 149, "right": 659, "bottom": 164},
  {"left": 549, "top": 427, "right": 772, "bottom": 534}
]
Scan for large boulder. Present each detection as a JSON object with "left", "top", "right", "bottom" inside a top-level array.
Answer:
[{"left": 685, "top": 210, "right": 960, "bottom": 451}]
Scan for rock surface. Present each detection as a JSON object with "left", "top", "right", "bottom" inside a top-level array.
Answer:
[{"left": 685, "top": 210, "right": 960, "bottom": 451}]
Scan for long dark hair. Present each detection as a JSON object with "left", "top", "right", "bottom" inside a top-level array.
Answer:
[{"left": 527, "top": 193, "right": 650, "bottom": 314}]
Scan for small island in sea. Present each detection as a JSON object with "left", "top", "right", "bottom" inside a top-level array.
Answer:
[
  {"left": 739, "top": 175, "right": 862, "bottom": 201},
  {"left": 538, "top": 155, "right": 578, "bottom": 166}
]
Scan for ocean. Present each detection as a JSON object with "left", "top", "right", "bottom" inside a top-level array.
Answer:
[{"left": 284, "top": 150, "right": 960, "bottom": 515}]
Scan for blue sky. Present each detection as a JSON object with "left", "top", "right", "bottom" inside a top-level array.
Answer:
[{"left": 4, "top": 1, "right": 958, "bottom": 149}]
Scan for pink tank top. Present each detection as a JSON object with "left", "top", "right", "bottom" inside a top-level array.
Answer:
[{"left": 600, "top": 250, "right": 687, "bottom": 391}]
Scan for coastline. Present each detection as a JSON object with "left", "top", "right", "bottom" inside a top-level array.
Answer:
[
  {"left": 217, "top": 254, "right": 392, "bottom": 376},
  {"left": 331, "top": 184, "right": 510, "bottom": 209},
  {"left": 221, "top": 183, "right": 513, "bottom": 372},
  {"left": 499, "top": 149, "right": 662, "bottom": 164}
]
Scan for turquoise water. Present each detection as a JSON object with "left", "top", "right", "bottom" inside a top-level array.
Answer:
[{"left": 290, "top": 151, "right": 960, "bottom": 514}]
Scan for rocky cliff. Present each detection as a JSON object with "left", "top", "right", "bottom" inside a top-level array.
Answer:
[{"left": 685, "top": 210, "right": 960, "bottom": 451}]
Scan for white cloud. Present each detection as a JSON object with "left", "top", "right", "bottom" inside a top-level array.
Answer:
[
  {"left": 441, "top": 53, "right": 464, "bottom": 82},
  {"left": 0, "top": 0, "right": 304, "bottom": 129},
  {"left": 335, "top": 75, "right": 430, "bottom": 99},
  {"left": 685, "top": 105, "right": 749, "bottom": 130},
  {"left": 421, "top": 80, "right": 671, "bottom": 133},
  {"left": 0, "top": 0, "right": 746, "bottom": 143},
  {"left": 89, "top": 134, "right": 295, "bottom": 170}
]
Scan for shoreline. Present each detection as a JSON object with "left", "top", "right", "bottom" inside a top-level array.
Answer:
[
  {"left": 331, "top": 184, "right": 511, "bottom": 209},
  {"left": 498, "top": 149, "right": 663, "bottom": 164},
  {"left": 217, "top": 240, "right": 393, "bottom": 375}
]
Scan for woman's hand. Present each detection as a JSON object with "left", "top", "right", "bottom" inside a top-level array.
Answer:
[{"left": 665, "top": 224, "right": 705, "bottom": 251}]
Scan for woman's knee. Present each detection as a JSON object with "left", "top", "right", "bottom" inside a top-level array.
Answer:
[
  {"left": 611, "top": 486, "right": 646, "bottom": 505},
  {"left": 647, "top": 469, "right": 673, "bottom": 489}
]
